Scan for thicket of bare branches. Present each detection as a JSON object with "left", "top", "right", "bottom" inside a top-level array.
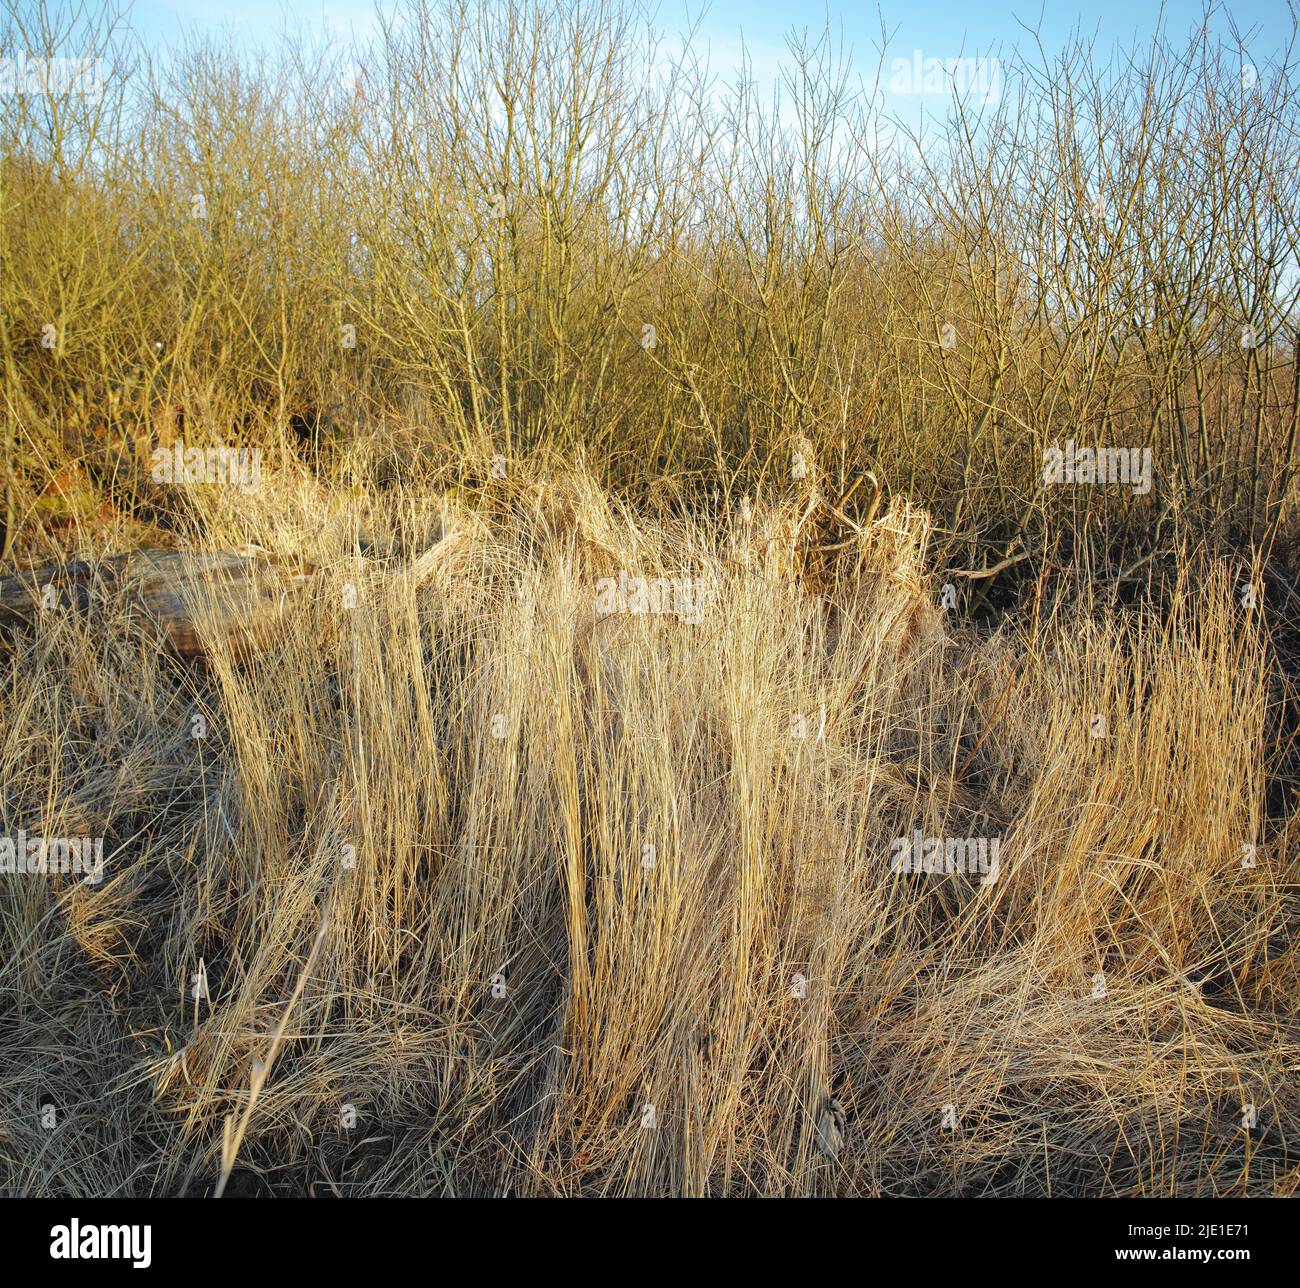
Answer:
[{"left": 4, "top": 0, "right": 1298, "bottom": 575}]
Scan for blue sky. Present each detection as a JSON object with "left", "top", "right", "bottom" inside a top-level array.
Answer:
[
  {"left": 117, "top": 0, "right": 1296, "bottom": 70},
  {"left": 106, "top": 0, "right": 1297, "bottom": 126}
]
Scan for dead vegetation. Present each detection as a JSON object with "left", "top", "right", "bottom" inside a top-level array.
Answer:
[
  {"left": 1, "top": 0, "right": 1298, "bottom": 1197},
  {"left": 0, "top": 466, "right": 1295, "bottom": 1196}
]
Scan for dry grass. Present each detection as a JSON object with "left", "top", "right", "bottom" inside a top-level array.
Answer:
[{"left": 0, "top": 463, "right": 1294, "bottom": 1196}]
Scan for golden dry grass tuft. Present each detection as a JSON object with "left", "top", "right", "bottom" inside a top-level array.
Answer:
[{"left": 0, "top": 469, "right": 1294, "bottom": 1196}]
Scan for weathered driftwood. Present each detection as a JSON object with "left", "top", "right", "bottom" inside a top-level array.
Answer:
[{"left": 0, "top": 549, "right": 318, "bottom": 659}]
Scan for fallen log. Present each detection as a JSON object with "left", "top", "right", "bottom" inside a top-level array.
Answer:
[{"left": 0, "top": 549, "right": 318, "bottom": 659}]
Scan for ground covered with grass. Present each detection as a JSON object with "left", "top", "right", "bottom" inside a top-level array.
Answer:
[{"left": 1, "top": 465, "right": 1295, "bottom": 1196}]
